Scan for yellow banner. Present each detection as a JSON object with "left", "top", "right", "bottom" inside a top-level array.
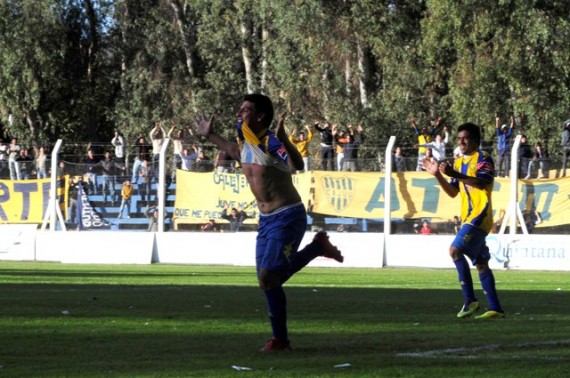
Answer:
[
  {"left": 312, "top": 171, "right": 570, "bottom": 228},
  {"left": 0, "top": 177, "right": 68, "bottom": 224},
  {"left": 172, "top": 170, "right": 313, "bottom": 226}
]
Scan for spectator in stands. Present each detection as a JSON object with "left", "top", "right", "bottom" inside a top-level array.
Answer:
[
  {"left": 167, "top": 124, "right": 190, "bottom": 182},
  {"left": 0, "top": 140, "right": 7, "bottom": 178},
  {"left": 523, "top": 209, "right": 542, "bottom": 234},
  {"left": 214, "top": 149, "right": 234, "bottom": 173},
  {"left": 68, "top": 175, "right": 84, "bottom": 225},
  {"left": 314, "top": 120, "right": 335, "bottom": 170},
  {"left": 561, "top": 120, "right": 570, "bottom": 177},
  {"left": 111, "top": 130, "right": 126, "bottom": 165},
  {"left": 333, "top": 124, "right": 349, "bottom": 171},
  {"left": 18, "top": 148, "right": 33, "bottom": 179},
  {"left": 525, "top": 142, "right": 549, "bottom": 179},
  {"left": 453, "top": 215, "right": 461, "bottom": 234},
  {"left": 180, "top": 147, "right": 196, "bottom": 171},
  {"left": 417, "top": 127, "right": 450, "bottom": 162},
  {"left": 495, "top": 114, "right": 515, "bottom": 177},
  {"left": 145, "top": 205, "right": 160, "bottom": 232},
  {"left": 419, "top": 219, "right": 436, "bottom": 235},
  {"left": 392, "top": 146, "right": 408, "bottom": 172},
  {"left": 342, "top": 124, "right": 365, "bottom": 172},
  {"left": 117, "top": 178, "right": 133, "bottom": 219},
  {"left": 289, "top": 124, "right": 313, "bottom": 173},
  {"left": 138, "top": 158, "right": 153, "bottom": 208},
  {"left": 518, "top": 135, "right": 532, "bottom": 178},
  {"left": 195, "top": 150, "right": 213, "bottom": 172},
  {"left": 220, "top": 205, "right": 249, "bottom": 232},
  {"left": 35, "top": 146, "right": 48, "bottom": 179},
  {"left": 201, "top": 219, "right": 219, "bottom": 232},
  {"left": 132, "top": 135, "right": 151, "bottom": 184},
  {"left": 412, "top": 117, "right": 443, "bottom": 171},
  {"left": 418, "top": 148, "right": 435, "bottom": 172},
  {"left": 83, "top": 149, "right": 100, "bottom": 194},
  {"left": 8, "top": 137, "right": 21, "bottom": 180},
  {"left": 150, "top": 122, "right": 166, "bottom": 176},
  {"left": 98, "top": 150, "right": 125, "bottom": 206}
]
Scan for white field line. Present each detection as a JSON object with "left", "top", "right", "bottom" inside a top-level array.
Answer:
[{"left": 397, "top": 339, "right": 570, "bottom": 358}]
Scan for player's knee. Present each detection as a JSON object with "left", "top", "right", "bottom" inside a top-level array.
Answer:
[
  {"left": 259, "top": 269, "right": 281, "bottom": 290},
  {"left": 449, "top": 246, "right": 462, "bottom": 260}
]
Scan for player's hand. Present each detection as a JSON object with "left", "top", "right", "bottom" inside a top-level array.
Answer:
[
  {"left": 194, "top": 112, "right": 214, "bottom": 137},
  {"left": 422, "top": 158, "right": 439, "bottom": 175}
]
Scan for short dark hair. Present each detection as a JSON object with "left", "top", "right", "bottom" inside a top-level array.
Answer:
[
  {"left": 457, "top": 122, "right": 481, "bottom": 145},
  {"left": 244, "top": 94, "right": 274, "bottom": 128}
]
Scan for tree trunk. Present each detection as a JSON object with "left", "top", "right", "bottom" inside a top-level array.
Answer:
[
  {"left": 357, "top": 40, "right": 371, "bottom": 109},
  {"left": 241, "top": 17, "right": 255, "bottom": 94}
]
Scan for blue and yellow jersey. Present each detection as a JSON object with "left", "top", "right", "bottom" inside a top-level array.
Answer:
[
  {"left": 236, "top": 121, "right": 290, "bottom": 172},
  {"left": 450, "top": 150, "right": 494, "bottom": 233}
]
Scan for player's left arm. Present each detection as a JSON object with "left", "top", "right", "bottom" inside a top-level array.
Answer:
[{"left": 275, "top": 112, "right": 304, "bottom": 171}]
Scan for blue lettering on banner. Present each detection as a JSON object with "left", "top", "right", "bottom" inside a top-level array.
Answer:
[
  {"left": 519, "top": 183, "right": 558, "bottom": 220},
  {"left": 13, "top": 182, "right": 41, "bottom": 221},
  {"left": 0, "top": 182, "right": 9, "bottom": 220},
  {"left": 213, "top": 172, "right": 249, "bottom": 194},
  {"left": 174, "top": 208, "right": 189, "bottom": 217},
  {"left": 411, "top": 178, "right": 440, "bottom": 213},
  {"left": 191, "top": 210, "right": 203, "bottom": 218},
  {"left": 364, "top": 177, "right": 400, "bottom": 213}
]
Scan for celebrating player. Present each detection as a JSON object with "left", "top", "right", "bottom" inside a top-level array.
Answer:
[
  {"left": 423, "top": 122, "right": 504, "bottom": 319},
  {"left": 195, "top": 93, "right": 344, "bottom": 351}
]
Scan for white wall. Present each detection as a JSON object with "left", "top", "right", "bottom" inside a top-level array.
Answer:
[{"left": 1, "top": 225, "right": 569, "bottom": 271}]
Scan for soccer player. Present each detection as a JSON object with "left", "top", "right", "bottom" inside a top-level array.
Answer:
[
  {"left": 423, "top": 122, "right": 504, "bottom": 319},
  {"left": 194, "top": 94, "right": 344, "bottom": 351}
]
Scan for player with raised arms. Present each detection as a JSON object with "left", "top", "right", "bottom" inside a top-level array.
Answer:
[
  {"left": 195, "top": 93, "right": 344, "bottom": 351},
  {"left": 423, "top": 122, "right": 505, "bottom": 319}
]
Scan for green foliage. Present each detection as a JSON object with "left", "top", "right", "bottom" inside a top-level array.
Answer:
[{"left": 0, "top": 1, "right": 569, "bottom": 157}]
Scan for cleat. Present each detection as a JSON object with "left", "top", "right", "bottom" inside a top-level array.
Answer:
[
  {"left": 475, "top": 310, "right": 505, "bottom": 319},
  {"left": 314, "top": 231, "right": 344, "bottom": 263},
  {"left": 457, "top": 301, "right": 479, "bottom": 318},
  {"left": 259, "top": 337, "right": 291, "bottom": 352}
]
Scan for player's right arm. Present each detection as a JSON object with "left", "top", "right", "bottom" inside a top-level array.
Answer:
[
  {"left": 423, "top": 158, "right": 459, "bottom": 198},
  {"left": 195, "top": 113, "right": 241, "bottom": 161}
]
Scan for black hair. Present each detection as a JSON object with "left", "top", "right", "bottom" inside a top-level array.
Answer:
[
  {"left": 457, "top": 122, "right": 481, "bottom": 145},
  {"left": 243, "top": 93, "right": 274, "bottom": 128}
]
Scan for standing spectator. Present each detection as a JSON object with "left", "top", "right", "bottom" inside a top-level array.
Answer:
[
  {"left": 167, "top": 125, "right": 190, "bottom": 182},
  {"left": 195, "top": 150, "right": 213, "bottom": 172},
  {"left": 138, "top": 158, "right": 153, "bottom": 208},
  {"left": 180, "top": 147, "right": 196, "bottom": 171},
  {"left": 423, "top": 122, "right": 504, "bottom": 319},
  {"left": 145, "top": 205, "right": 160, "bottom": 232},
  {"left": 288, "top": 124, "right": 313, "bottom": 173},
  {"left": 83, "top": 149, "right": 100, "bottom": 195},
  {"left": 495, "top": 115, "right": 515, "bottom": 177},
  {"left": 518, "top": 135, "right": 532, "bottom": 178},
  {"left": 117, "top": 178, "right": 134, "bottom": 219},
  {"left": 314, "top": 121, "right": 335, "bottom": 170},
  {"left": 8, "top": 138, "right": 21, "bottom": 180},
  {"left": 111, "top": 130, "right": 126, "bottom": 165},
  {"left": 97, "top": 150, "right": 125, "bottom": 205},
  {"left": 214, "top": 149, "right": 234, "bottom": 173},
  {"left": 525, "top": 142, "right": 549, "bottom": 179},
  {"left": 411, "top": 117, "right": 443, "bottom": 171},
  {"left": 417, "top": 127, "right": 450, "bottom": 162},
  {"left": 149, "top": 122, "right": 166, "bottom": 176},
  {"left": 0, "top": 140, "right": 8, "bottom": 178},
  {"left": 419, "top": 219, "right": 435, "bottom": 235},
  {"left": 18, "top": 148, "right": 33, "bottom": 179},
  {"left": 131, "top": 135, "right": 151, "bottom": 184},
  {"left": 220, "top": 205, "right": 249, "bottom": 232},
  {"left": 560, "top": 120, "right": 570, "bottom": 177},
  {"left": 453, "top": 215, "right": 461, "bottom": 234},
  {"left": 35, "top": 146, "right": 48, "bottom": 179},
  {"left": 392, "top": 146, "right": 408, "bottom": 172},
  {"left": 68, "top": 175, "right": 86, "bottom": 225},
  {"left": 333, "top": 124, "right": 349, "bottom": 171},
  {"left": 342, "top": 124, "right": 365, "bottom": 172}
]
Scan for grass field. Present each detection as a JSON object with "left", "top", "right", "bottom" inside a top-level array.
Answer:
[{"left": 0, "top": 261, "right": 569, "bottom": 377}]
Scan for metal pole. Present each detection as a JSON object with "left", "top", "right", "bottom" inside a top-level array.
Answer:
[
  {"left": 384, "top": 136, "right": 396, "bottom": 236},
  {"left": 157, "top": 139, "right": 170, "bottom": 232}
]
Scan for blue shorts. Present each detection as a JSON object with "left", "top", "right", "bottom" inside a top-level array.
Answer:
[
  {"left": 451, "top": 224, "right": 490, "bottom": 265},
  {"left": 256, "top": 203, "right": 307, "bottom": 278}
]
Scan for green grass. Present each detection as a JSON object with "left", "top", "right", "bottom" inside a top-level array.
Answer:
[{"left": 0, "top": 262, "right": 569, "bottom": 377}]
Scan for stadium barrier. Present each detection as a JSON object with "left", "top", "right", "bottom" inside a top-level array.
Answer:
[{"left": 1, "top": 225, "right": 569, "bottom": 270}]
